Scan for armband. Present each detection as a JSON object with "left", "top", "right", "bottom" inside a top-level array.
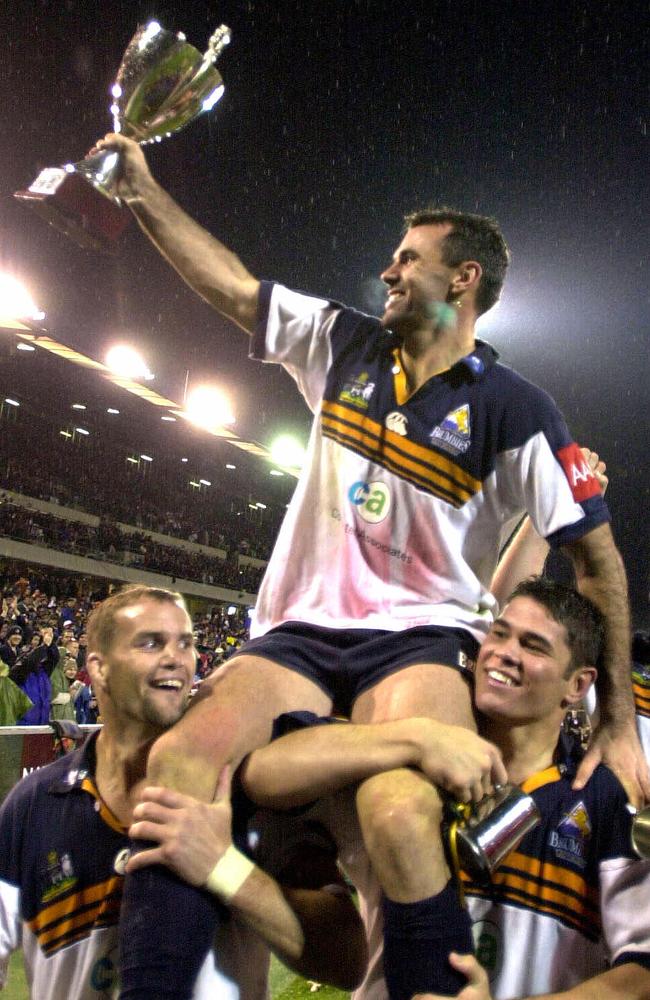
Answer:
[{"left": 204, "top": 845, "right": 255, "bottom": 902}]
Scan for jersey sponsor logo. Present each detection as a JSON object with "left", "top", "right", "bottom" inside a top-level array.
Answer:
[
  {"left": 41, "top": 849, "right": 77, "bottom": 902},
  {"left": 429, "top": 404, "right": 471, "bottom": 455},
  {"left": 556, "top": 444, "right": 601, "bottom": 502},
  {"left": 457, "top": 650, "right": 475, "bottom": 672},
  {"left": 548, "top": 800, "right": 591, "bottom": 867},
  {"left": 385, "top": 411, "right": 408, "bottom": 435},
  {"left": 348, "top": 480, "right": 391, "bottom": 524},
  {"left": 472, "top": 917, "right": 502, "bottom": 981},
  {"left": 339, "top": 371, "right": 375, "bottom": 410},
  {"left": 113, "top": 847, "right": 132, "bottom": 875},
  {"left": 91, "top": 951, "right": 117, "bottom": 992}
]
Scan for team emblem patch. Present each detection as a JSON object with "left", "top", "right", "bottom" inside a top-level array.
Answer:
[
  {"left": 385, "top": 411, "right": 408, "bottom": 435},
  {"left": 41, "top": 850, "right": 77, "bottom": 902},
  {"left": 429, "top": 404, "right": 471, "bottom": 455},
  {"left": 548, "top": 800, "right": 591, "bottom": 867},
  {"left": 339, "top": 371, "right": 375, "bottom": 410}
]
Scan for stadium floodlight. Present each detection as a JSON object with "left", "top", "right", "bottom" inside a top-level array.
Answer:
[
  {"left": 184, "top": 385, "right": 235, "bottom": 430},
  {"left": 269, "top": 469, "right": 284, "bottom": 477},
  {"left": 226, "top": 463, "right": 236, "bottom": 470},
  {"left": 107, "top": 408, "right": 120, "bottom": 414},
  {"left": 140, "top": 454, "right": 153, "bottom": 462},
  {"left": 75, "top": 427, "right": 89, "bottom": 435},
  {"left": 269, "top": 434, "right": 306, "bottom": 470},
  {"left": 72, "top": 403, "right": 86, "bottom": 410},
  {"left": 106, "top": 344, "right": 154, "bottom": 381},
  {"left": 16, "top": 342, "right": 35, "bottom": 352},
  {"left": 0, "top": 273, "right": 45, "bottom": 323},
  {"left": 199, "top": 478, "right": 212, "bottom": 486},
  {"left": 4, "top": 398, "right": 20, "bottom": 407}
]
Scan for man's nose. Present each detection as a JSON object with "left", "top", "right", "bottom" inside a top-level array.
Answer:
[{"left": 381, "top": 260, "right": 399, "bottom": 284}]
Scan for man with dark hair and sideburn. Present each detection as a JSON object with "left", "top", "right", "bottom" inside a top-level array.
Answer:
[{"left": 89, "top": 131, "right": 646, "bottom": 1000}]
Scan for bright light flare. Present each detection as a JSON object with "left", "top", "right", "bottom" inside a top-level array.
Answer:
[
  {"left": 0, "top": 274, "right": 45, "bottom": 323},
  {"left": 185, "top": 385, "right": 235, "bottom": 430},
  {"left": 270, "top": 434, "right": 306, "bottom": 470},
  {"left": 106, "top": 345, "right": 154, "bottom": 381}
]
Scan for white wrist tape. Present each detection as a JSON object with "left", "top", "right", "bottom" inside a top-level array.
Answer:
[{"left": 205, "top": 845, "right": 255, "bottom": 902}]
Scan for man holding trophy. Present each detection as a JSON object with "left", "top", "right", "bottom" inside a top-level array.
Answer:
[{"left": 15, "top": 16, "right": 647, "bottom": 995}]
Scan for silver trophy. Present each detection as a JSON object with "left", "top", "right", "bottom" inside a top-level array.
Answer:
[
  {"left": 448, "top": 784, "right": 541, "bottom": 883},
  {"left": 15, "top": 20, "right": 231, "bottom": 253}
]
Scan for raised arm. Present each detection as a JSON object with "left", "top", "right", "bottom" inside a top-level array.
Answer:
[{"left": 93, "top": 133, "right": 260, "bottom": 333}]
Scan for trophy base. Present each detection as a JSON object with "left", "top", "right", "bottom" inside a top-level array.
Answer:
[{"left": 14, "top": 168, "right": 129, "bottom": 255}]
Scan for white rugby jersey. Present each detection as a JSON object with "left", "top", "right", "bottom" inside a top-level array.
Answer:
[
  {"left": 250, "top": 283, "right": 609, "bottom": 640},
  {"left": 314, "top": 753, "right": 650, "bottom": 1000}
]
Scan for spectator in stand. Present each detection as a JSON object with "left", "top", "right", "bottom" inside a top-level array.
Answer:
[
  {"left": 0, "top": 658, "right": 33, "bottom": 725},
  {"left": 50, "top": 654, "right": 80, "bottom": 723},
  {"left": 0, "top": 627, "right": 23, "bottom": 670},
  {"left": 10, "top": 627, "right": 59, "bottom": 725}
]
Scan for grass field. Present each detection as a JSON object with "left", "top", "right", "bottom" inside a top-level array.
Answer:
[{"left": 4, "top": 951, "right": 349, "bottom": 1000}]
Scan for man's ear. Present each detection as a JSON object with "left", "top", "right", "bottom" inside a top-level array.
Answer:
[
  {"left": 449, "top": 260, "right": 482, "bottom": 298},
  {"left": 565, "top": 665, "right": 597, "bottom": 707},
  {"left": 86, "top": 651, "right": 108, "bottom": 692}
]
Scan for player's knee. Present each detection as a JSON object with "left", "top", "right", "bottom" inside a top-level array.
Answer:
[{"left": 356, "top": 770, "right": 444, "bottom": 854}]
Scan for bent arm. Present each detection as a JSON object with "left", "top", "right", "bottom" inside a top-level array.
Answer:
[
  {"left": 226, "top": 864, "right": 367, "bottom": 990},
  {"left": 127, "top": 783, "right": 367, "bottom": 990},
  {"left": 240, "top": 717, "right": 506, "bottom": 808},
  {"left": 94, "top": 133, "right": 260, "bottom": 333},
  {"left": 490, "top": 516, "right": 550, "bottom": 609}
]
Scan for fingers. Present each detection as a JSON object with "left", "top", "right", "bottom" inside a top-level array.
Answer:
[
  {"left": 138, "top": 785, "right": 189, "bottom": 808},
  {"left": 125, "top": 845, "right": 166, "bottom": 872},
  {"left": 448, "top": 952, "right": 490, "bottom": 992},
  {"left": 572, "top": 744, "right": 601, "bottom": 791}
]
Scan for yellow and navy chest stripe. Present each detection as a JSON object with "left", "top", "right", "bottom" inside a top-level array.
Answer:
[
  {"left": 27, "top": 874, "right": 123, "bottom": 957},
  {"left": 462, "top": 762, "right": 631, "bottom": 942},
  {"left": 633, "top": 669, "right": 650, "bottom": 720},
  {"left": 321, "top": 399, "right": 481, "bottom": 507}
]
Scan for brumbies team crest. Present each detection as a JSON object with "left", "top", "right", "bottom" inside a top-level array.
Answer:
[
  {"left": 549, "top": 801, "right": 592, "bottom": 868},
  {"left": 430, "top": 404, "right": 471, "bottom": 455},
  {"left": 339, "top": 371, "right": 375, "bottom": 410}
]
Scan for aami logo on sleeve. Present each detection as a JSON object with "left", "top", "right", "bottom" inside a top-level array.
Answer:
[{"left": 557, "top": 444, "right": 601, "bottom": 502}]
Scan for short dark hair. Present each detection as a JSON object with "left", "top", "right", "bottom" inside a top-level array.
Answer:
[
  {"left": 508, "top": 577, "right": 604, "bottom": 672},
  {"left": 87, "top": 585, "right": 187, "bottom": 656},
  {"left": 404, "top": 207, "right": 510, "bottom": 315}
]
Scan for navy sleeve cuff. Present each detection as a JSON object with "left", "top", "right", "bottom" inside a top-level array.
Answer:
[
  {"left": 612, "top": 952, "right": 650, "bottom": 972},
  {"left": 249, "top": 280, "right": 275, "bottom": 361}
]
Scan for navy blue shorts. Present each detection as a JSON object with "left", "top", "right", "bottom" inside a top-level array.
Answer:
[{"left": 232, "top": 622, "right": 478, "bottom": 717}]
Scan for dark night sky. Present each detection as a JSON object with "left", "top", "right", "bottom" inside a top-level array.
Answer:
[{"left": 1, "top": 1, "right": 648, "bottom": 623}]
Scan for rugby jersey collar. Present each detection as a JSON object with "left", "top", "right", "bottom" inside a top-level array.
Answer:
[
  {"left": 519, "top": 731, "right": 582, "bottom": 794},
  {"left": 47, "top": 730, "right": 100, "bottom": 795},
  {"left": 387, "top": 336, "right": 498, "bottom": 382}
]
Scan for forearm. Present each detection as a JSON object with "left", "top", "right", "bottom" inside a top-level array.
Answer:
[
  {"left": 522, "top": 961, "right": 650, "bottom": 1000},
  {"left": 241, "top": 718, "right": 438, "bottom": 807},
  {"left": 124, "top": 173, "right": 259, "bottom": 333},
  {"left": 227, "top": 872, "right": 366, "bottom": 989},
  {"left": 491, "top": 516, "right": 549, "bottom": 608},
  {"left": 567, "top": 524, "right": 635, "bottom": 727}
]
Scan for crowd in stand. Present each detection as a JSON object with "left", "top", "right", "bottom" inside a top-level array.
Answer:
[
  {"left": 0, "top": 571, "right": 250, "bottom": 726},
  {"left": 0, "top": 498, "right": 266, "bottom": 593},
  {"left": 0, "top": 418, "right": 286, "bottom": 560}
]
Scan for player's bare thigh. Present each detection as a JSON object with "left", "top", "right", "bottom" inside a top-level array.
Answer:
[
  {"left": 350, "top": 661, "right": 476, "bottom": 730},
  {"left": 146, "top": 654, "right": 334, "bottom": 798}
]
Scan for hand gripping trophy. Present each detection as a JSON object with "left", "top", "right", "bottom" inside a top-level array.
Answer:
[{"left": 15, "top": 20, "right": 231, "bottom": 253}]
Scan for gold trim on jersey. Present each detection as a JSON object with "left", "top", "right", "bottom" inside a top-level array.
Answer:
[
  {"left": 462, "top": 848, "right": 600, "bottom": 939},
  {"left": 28, "top": 876, "right": 122, "bottom": 955},
  {"left": 321, "top": 400, "right": 482, "bottom": 507}
]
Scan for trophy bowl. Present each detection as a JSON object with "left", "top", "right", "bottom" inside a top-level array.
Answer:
[{"left": 15, "top": 20, "right": 231, "bottom": 253}]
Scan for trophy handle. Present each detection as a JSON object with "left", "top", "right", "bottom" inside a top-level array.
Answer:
[{"left": 206, "top": 25, "right": 231, "bottom": 62}]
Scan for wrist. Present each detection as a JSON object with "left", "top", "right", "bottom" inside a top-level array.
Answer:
[{"left": 204, "top": 845, "right": 255, "bottom": 903}]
